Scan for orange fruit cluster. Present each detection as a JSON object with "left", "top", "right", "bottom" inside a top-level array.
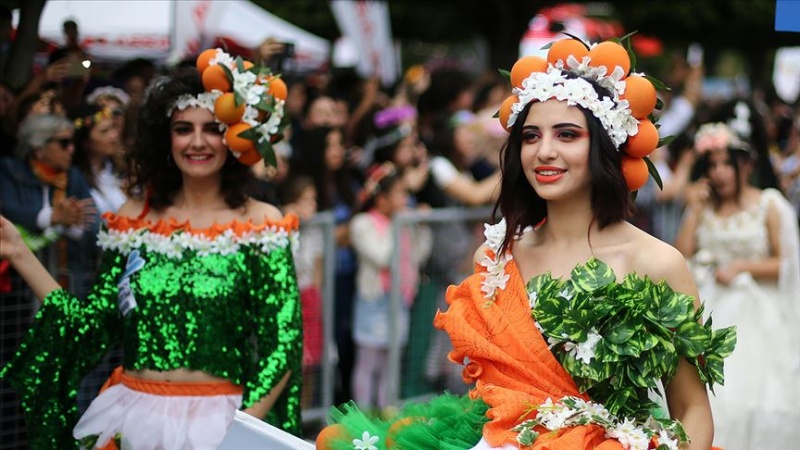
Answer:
[
  {"left": 194, "top": 48, "right": 287, "bottom": 166},
  {"left": 498, "top": 37, "right": 662, "bottom": 191}
]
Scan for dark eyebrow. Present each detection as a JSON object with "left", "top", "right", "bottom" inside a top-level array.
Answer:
[
  {"left": 171, "top": 120, "right": 218, "bottom": 127},
  {"left": 521, "top": 122, "right": 585, "bottom": 130}
]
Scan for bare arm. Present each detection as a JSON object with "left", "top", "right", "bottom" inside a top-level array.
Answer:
[
  {"left": 641, "top": 246, "right": 714, "bottom": 449},
  {"left": 442, "top": 171, "right": 501, "bottom": 206},
  {"left": 242, "top": 371, "right": 291, "bottom": 418},
  {"left": 0, "top": 216, "right": 60, "bottom": 300}
]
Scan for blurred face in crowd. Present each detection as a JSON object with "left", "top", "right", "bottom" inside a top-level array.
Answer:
[
  {"left": 377, "top": 179, "right": 409, "bottom": 217},
  {"left": 170, "top": 107, "right": 228, "bottom": 180},
  {"left": 95, "top": 97, "right": 126, "bottom": 133},
  {"left": 706, "top": 148, "right": 747, "bottom": 200},
  {"left": 393, "top": 134, "right": 419, "bottom": 169},
  {"left": 87, "top": 116, "right": 120, "bottom": 158},
  {"left": 305, "top": 96, "right": 338, "bottom": 128},
  {"left": 324, "top": 128, "right": 346, "bottom": 171},
  {"left": 36, "top": 127, "right": 75, "bottom": 172}
]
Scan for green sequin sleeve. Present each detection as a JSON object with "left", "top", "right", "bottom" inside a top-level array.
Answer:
[
  {"left": 243, "top": 243, "right": 303, "bottom": 435},
  {"left": 0, "top": 250, "right": 124, "bottom": 449}
]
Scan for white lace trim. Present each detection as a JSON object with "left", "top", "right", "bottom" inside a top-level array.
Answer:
[
  {"left": 97, "top": 227, "right": 298, "bottom": 259},
  {"left": 479, "top": 219, "right": 512, "bottom": 300},
  {"left": 508, "top": 55, "right": 640, "bottom": 149}
]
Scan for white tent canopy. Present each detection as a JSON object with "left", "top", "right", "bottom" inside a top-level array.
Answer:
[{"left": 13, "top": 0, "right": 330, "bottom": 70}]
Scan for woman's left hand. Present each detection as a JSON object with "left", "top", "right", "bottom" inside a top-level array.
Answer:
[{"left": 714, "top": 260, "right": 745, "bottom": 285}]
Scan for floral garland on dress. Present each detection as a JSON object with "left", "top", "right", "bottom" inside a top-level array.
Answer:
[{"left": 478, "top": 220, "right": 737, "bottom": 450}]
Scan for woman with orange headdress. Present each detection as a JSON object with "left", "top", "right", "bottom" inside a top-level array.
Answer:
[
  {"left": 317, "top": 36, "right": 734, "bottom": 450},
  {"left": 0, "top": 49, "right": 302, "bottom": 449}
]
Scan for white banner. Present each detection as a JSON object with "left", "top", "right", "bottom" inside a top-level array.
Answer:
[
  {"left": 773, "top": 47, "right": 800, "bottom": 104},
  {"left": 329, "top": 0, "right": 397, "bottom": 86}
]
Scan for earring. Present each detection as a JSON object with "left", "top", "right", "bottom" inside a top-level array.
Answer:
[{"left": 166, "top": 153, "right": 174, "bottom": 166}]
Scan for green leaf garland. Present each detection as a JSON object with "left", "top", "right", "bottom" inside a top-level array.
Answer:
[{"left": 527, "top": 258, "right": 736, "bottom": 422}]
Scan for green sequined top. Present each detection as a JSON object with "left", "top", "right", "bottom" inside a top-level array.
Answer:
[{"left": 0, "top": 212, "right": 303, "bottom": 449}]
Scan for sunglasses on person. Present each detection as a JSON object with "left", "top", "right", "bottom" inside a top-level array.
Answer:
[{"left": 47, "top": 137, "right": 74, "bottom": 149}]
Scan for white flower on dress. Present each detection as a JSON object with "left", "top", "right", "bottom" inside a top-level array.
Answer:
[
  {"left": 528, "top": 290, "right": 538, "bottom": 308},
  {"left": 563, "top": 328, "right": 602, "bottom": 364},
  {"left": 479, "top": 219, "right": 512, "bottom": 300},
  {"left": 606, "top": 418, "right": 650, "bottom": 450},
  {"left": 352, "top": 431, "right": 379, "bottom": 450}
]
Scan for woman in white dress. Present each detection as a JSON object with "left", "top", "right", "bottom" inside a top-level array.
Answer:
[
  {"left": 70, "top": 104, "right": 127, "bottom": 215},
  {"left": 675, "top": 122, "right": 800, "bottom": 450}
]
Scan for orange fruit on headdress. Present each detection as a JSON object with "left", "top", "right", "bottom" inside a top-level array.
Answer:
[
  {"left": 236, "top": 148, "right": 262, "bottom": 166},
  {"left": 214, "top": 92, "right": 246, "bottom": 125},
  {"left": 196, "top": 48, "right": 218, "bottom": 73},
  {"left": 498, "top": 94, "right": 518, "bottom": 131},
  {"left": 224, "top": 122, "right": 256, "bottom": 153},
  {"left": 202, "top": 64, "right": 231, "bottom": 92},
  {"left": 620, "top": 154, "right": 649, "bottom": 191},
  {"left": 624, "top": 119, "right": 659, "bottom": 158},
  {"left": 623, "top": 75, "right": 657, "bottom": 119},
  {"left": 266, "top": 76, "right": 288, "bottom": 101},
  {"left": 510, "top": 55, "right": 548, "bottom": 89},
  {"left": 315, "top": 423, "right": 349, "bottom": 450},
  {"left": 588, "top": 41, "right": 631, "bottom": 76},
  {"left": 547, "top": 38, "right": 589, "bottom": 66}
]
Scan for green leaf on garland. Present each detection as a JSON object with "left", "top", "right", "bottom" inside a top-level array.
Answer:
[
  {"left": 673, "top": 321, "right": 711, "bottom": 357},
  {"left": 570, "top": 258, "right": 615, "bottom": 293},
  {"left": 256, "top": 139, "right": 277, "bottom": 168},
  {"left": 498, "top": 68, "right": 511, "bottom": 81},
  {"left": 218, "top": 62, "right": 234, "bottom": 84}
]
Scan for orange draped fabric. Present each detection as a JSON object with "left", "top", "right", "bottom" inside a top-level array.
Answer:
[{"left": 434, "top": 254, "right": 624, "bottom": 450}]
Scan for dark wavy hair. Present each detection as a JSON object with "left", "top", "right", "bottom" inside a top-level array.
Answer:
[
  {"left": 290, "top": 125, "right": 357, "bottom": 211},
  {"left": 126, "top": 70, "right": 254, "bottom": 211},
  {"left": 494, "top": 73, "right": 631, "bottom": 255}
]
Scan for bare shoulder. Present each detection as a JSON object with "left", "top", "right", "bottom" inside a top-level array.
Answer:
[
  {"left": 244, "top": 199, "right": 284, "bottom": 224},
  {"left": 116, "top": 198, "right": 148, "bottom": 218},
  {"left": 626, "top": 227, "right": 699, "bottom": 303}
]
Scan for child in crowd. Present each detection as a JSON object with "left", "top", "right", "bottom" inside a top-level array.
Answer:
[{"left": 349, "top": 162, "right": 431, "bottom": 410}]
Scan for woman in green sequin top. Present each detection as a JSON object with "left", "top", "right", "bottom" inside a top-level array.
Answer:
[{"left": 0, "top": 65, "right": 303, "bottom": 449}]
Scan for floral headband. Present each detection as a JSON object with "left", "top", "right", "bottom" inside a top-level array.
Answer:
[
  {"left": 167, "top": 48, "right": 289, "bottom": 167},
  {"left": 693, "top": 122, "right": 746, "bottom": 155},
  {"left": 73, "top": 107, "right": 113, "bottom": 130},
  {"left": 499, "top": 36, "right": 667, "bottom": 191},
  {"left": 357, "top": 162, "right": 398, "bottom": 209},
  {"left": 86, "top": 86, "right": 130, "bottom": 106}
]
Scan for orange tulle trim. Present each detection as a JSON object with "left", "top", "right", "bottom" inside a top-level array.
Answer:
[
  {"left": 435, "top": 255, "right": 624, "bottom": 449},
  {"left": 100, "top": 366, "right": 243, "bottom": 396},
  {"left": 102, "top": 211, "right": 299, "bottom": 238}
]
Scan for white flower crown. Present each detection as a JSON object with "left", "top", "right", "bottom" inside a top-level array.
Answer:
[
  {"left": 508, "top": 55, "right": 639, "bottom": 149},
  {"left": 167, "top": 91, "right": 222, "bottom": 117}
]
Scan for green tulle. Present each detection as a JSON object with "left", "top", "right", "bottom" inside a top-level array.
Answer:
[{"left": 324, "top": 393, "right": 489, "bottom": 450}]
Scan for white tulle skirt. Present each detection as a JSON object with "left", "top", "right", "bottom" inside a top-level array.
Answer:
[
  {"left": 73, "top": 371, "right": 243, "bottom": 450},
  {"left": 698, "top": 274, "right": 800, "bottom": 450}
]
